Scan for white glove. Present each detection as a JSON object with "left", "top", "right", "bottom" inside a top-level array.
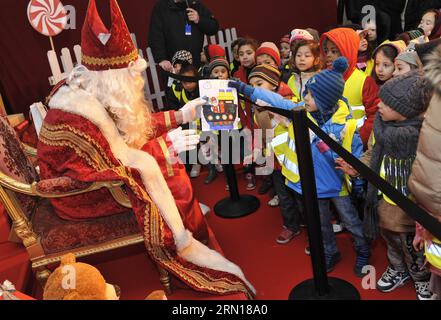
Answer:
[
  {"left": 166, "top": 127, "right": 200, "bottom": 154},
  {"left": 181, "top": 97, "right": 207, "bottom": 124}
]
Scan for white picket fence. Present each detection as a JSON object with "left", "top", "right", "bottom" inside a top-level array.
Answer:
[{"left": 47, "top": 28, "right": 238, "bottom": 110}]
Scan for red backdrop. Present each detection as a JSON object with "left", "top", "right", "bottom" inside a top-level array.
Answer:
[{"left": 0, "top": 0, "right": 336, "bottom": 115}]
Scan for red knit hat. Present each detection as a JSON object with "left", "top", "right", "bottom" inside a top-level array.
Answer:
[
  {"left": 256, "top": 42, "right": 281, "bottom": 67},
  {"left": 81, "top": 0, "right": 138, "bottom": 71},
  {"left": 208, "top": 44, "right": 226, "bottom": 60}
]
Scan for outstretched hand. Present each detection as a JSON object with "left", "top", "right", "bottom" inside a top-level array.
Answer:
[
  {"left": 335, "top": 158, "right": 360, "bottom": 177},
  {"left": 228, "top": 80, "right": 255, "bottom": 98},
  {"left": 181, "top": 97, "right": 208, "bottom": 124}
]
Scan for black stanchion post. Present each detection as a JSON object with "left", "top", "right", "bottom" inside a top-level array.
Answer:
[
  {"left": 224, "top": 163, "right": 240, "bottom": 202},
  {"left": 288, "top": 108, "right": 360, "bottom": 300},
  {"left": 214, "top": 131, "right": 260, "bottom": 219}
]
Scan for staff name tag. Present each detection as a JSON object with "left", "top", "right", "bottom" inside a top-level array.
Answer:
[{"left": 185, "top": 23, "right": 192, "bottom": 36}]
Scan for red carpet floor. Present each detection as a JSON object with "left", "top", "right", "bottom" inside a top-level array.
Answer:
[
  {"left": 0, "top": 207, "right": 31, "bottom": 292},
  {"left": 190, "top": 168, "right": 417, "bottom": 300},
  {"left": 1, "top": 169, "right": 418, "bottom": 300}
]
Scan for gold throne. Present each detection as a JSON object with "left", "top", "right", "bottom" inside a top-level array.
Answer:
[{"left": 0, "top": 115, "right": 171, "bottom": 295}]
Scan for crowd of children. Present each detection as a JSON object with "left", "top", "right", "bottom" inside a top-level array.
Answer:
[{"left": 162, "top": 7, "right": 441, "bottom": 300}]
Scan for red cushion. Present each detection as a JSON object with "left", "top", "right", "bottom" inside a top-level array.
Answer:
[{"left": 32, "top": 200, "right": 141, "bottom": 255}]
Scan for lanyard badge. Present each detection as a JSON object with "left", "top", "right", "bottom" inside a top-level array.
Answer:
[
  {"left": 185, "top": 23, "right": 192, "bottom": 36},
  {"left": 185, "top": 0, "right": 192, "bottom": 36}
]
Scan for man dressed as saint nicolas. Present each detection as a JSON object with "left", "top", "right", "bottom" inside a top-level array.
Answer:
[{"left": 37, "top": 0, "right": 254, "bottom": 298}]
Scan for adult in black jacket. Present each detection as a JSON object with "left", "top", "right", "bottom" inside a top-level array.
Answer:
[
  {"left": 148, "top": 0, "right": 219, "bottom": 70},
  {"left": 342, "top": 0, "right": 441, "bottom": 38}
]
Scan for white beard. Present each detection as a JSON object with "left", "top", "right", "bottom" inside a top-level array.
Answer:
[
  {"left": 66, "top": 59, "right": 155, "bottom": 149},
  {"left": 106, "top": 96, "right": 152, "bottom": 149}
]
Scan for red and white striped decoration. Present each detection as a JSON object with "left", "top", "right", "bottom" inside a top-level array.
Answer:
[{"left": 27, "top": 0, "right": 67, "bottom": 37}]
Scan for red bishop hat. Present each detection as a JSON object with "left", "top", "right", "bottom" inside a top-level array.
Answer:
[{"left": 81, "top": 0, "right": 138, "bottom": 71}]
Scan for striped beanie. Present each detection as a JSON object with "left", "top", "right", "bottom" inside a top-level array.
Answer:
[
  {"left": 208, "top": 57, "right": 230, "bottom": 75},
  {"left": 248, "top": 64, "right": 281, "bottom": 87},
  {"left": 304, "top": 57, "right": 348, "bottom": 117}
]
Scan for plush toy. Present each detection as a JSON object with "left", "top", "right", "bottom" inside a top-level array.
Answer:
[
  {"left": 145, "top": 290, "right": 167, "bottom": 300},
  {"left": 43, "top": 253, "right": 119, "bottom": 300}
]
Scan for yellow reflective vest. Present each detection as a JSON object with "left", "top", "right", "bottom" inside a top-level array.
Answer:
[
  {"left": 172, "top": 84, "right": 202, "bottom": 132},
  {"left": 363, "top": 59, "right": 374, "bottom": 76},
  {"left": 272, "top": 100, "right": 358, "bottom": 195},
  {"left": 287, "top": 75, "right": 301, "bottom": 102},
  {"left": 343, "top": 69, "right": 368, "bottom": 129},
  {"left": 425, "top": 238, "right": 441, "bottom": 271}
]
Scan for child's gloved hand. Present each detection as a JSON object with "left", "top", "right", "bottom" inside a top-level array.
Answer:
[
  {"left": 166, "top": 127, "right": 200, "bottom": 154},
  {"left": 350, "top": 179, "right": 366, "bottom": 202},
  {"left": 181, "top": 97, "right": 208, "bottom": 124},
  {"left": 228, "top": 80, "right": 255, "bottom": 97}
]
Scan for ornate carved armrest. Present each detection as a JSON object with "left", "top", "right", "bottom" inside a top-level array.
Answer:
[
  {"left": 33, "top": 178, "right": 131, "bottom": 209},
  {"left": 0, "top": 171, "right": 132, "bottom": 208}
]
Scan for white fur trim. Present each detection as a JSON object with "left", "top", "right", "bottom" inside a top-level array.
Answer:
[{"left": 48, "top": 85, "right": 255, "bottom": 294}]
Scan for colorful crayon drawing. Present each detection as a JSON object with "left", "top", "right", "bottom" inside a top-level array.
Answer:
[{"left": 199, "top": 80, "right": 239, "bottom": 131}]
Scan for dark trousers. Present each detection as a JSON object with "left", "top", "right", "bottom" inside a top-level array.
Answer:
[
  {"left": 272, "top": 170, "right": 302, "bottom": 233},
  {"left": 381, "top": 228, "right": 430, "bottom": 282}
]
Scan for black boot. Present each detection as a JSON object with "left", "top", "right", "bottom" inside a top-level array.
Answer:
[
  {"left": 204, "top": 164, "right": 217, "bottom": 184},
  {"left": 258, "top": 175, "right": 273, "bottom": 195}
]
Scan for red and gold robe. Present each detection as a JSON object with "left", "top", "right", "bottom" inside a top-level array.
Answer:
[{"left": 38, "top": 84, "right": 255, "bottom": 298}]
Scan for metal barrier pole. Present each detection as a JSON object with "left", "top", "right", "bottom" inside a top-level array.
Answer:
[
  {"left": 288, "top": 108, "right": 360, "bottom": 300},
  {"left": 214, "top": 131, "right": 260, "bottom": 219}
]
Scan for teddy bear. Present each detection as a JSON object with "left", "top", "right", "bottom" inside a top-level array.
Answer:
[
  {"left": 43, "top": 253, "right": 167, "bottom": 300},
  {"left": 43, "top": 253, "right": 120, "bottom": 300}
]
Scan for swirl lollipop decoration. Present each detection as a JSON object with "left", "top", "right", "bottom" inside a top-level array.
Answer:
[{"left": 27, "top": 0, "right": 67, "bottom": 50}]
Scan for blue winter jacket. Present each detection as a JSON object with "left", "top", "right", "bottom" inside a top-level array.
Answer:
[{"left": 248, "top": 87, "right": 364, "bottom": 198}]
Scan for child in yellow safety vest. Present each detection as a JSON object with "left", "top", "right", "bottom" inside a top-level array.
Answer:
[
  {"left": 201, "top": 57, "right": 232, "bottom": 184},
  {"left": 285, "top": 39, "right": 322, "bottom": 102},
  {"left": 280, "top": 29, "right": 315, "bottom": 84},
  {"left": 320, "top": 28, "right": 380, "bottom": 149},
  {"left": 362, "top": 72, "right": 435, "bottom": 300},
  {"left": 247, "top": 64, "right": 302, "bottom": 242},
  {"left": 165, "top": 65, "right": 205, "bottom": 178},
  {"left": 229, "top": 57, "right": 370, "bottom": 276}
]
